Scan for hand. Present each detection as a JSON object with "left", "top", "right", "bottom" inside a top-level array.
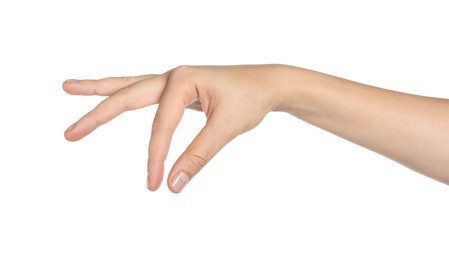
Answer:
[{"left": 64, "top": 65, "right": 285, "bottom": 193}]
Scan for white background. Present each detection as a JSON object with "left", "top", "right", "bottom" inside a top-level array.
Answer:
[{"left": 1, "top": 0, "right": 448, "bottom": 259}]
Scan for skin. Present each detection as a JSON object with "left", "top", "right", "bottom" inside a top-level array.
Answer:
[{"left": 63, "top": 65, "right": 449, "bottom": 193}]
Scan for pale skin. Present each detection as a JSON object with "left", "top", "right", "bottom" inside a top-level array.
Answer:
[{"left": 63, "top": 65, "right": 449, "bottom": 193}]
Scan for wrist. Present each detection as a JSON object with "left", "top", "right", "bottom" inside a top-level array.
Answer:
[{"left": 273, "top": 65, "right": 319, "bottom": 117}]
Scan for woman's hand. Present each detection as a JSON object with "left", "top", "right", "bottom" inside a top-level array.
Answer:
[
  {"left": 64, "top": 65, "right": 286, "bottom": 193},
  {"left": 65, "top": 64, "right": 449, "bottom": 191}
]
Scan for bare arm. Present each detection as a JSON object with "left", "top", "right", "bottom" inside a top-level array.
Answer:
[{"left": 277, "top": 66, "right": 449, "bottom": 183}]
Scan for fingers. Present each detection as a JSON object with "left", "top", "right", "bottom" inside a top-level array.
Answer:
[
  {"left": 63, "top": 74, "right": 155, "bottom": 96},
  {"left": 167, "top": 117, "right": 234, "bottom": 193},
  {"left": 65, "top": 76, "right": 166, "bottom": 141},
  {"left": 147, "top": 70, "right": 199, "bottom": 191}
]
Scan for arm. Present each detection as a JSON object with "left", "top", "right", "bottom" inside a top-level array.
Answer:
[
  {"left": 277, "top": 66, "right": 449, "bottom": 183},
  {"left": 64, "top": 65, "right": 449, "bottom": 193}
]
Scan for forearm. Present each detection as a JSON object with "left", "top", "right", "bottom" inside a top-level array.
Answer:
[{"left": 277, "top": 65, "right": 449, "bottom": 184}]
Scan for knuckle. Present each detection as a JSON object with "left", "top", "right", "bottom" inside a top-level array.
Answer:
[
  {"left": 151, "top": 115, "right": 174, "bottom": 135},
  {"left": 120, "top": 75, "right": 133, "bottom": 81},
  {"left": 84, "top": 80, "right": 99, "bottom": 95},
  {"left": 85, "top": 111, "right": 102, "bottom": 128},
  {"left": 170, "top": 65, "right": 195, "bottom": 81},
  {"left": 185, "top": 150, "right": 208, "bottom": 170},
  {"left": 94, "top": 77, "right": 115, "bottom": 95},
  {"left": 119, "top": 76, "right": 135, "bottom": 85}
]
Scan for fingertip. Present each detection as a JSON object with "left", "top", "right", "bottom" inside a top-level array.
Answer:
[
  {"left": 64, "top": 131, "right": 79, "bottom": 142},
  {"left": 148, "top": 176, "right": 163, "bottom": 191},
  {"left": 168, "top": 171, "right": 191, "bottom": 194},
  {"left": 62, "top": 83, "right": 70, "bottom": 94},
  {"left": 64, "top": 123, "right": 76, "bottom": 141},
  {"left": 62, "top": 79, "right": 76, "bottom": 93},
  {"left": 62, "top": 79, "right": 88, "bottom": 95},
  {"left": 146, "top": 177, "right": 154, "bottom": 191},
  {"left": 147, "top": 160, "right": 164, "bottom": 192},
  {"left": 147, "top": 176, "right": 160, "bottom": 191},
  {"left": 64, "top": 123, "right": 85, "bottom": 142}
]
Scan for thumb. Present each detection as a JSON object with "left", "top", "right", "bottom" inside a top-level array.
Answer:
[{"left": 167, "top": 118, "right": 234, "bottom": 193}]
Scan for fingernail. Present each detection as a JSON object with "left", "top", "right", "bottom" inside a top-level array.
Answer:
[
  {"left": 171, "top": 171, "right": 190, "bottom": 193},
  {"left": 65, "top": 79, "right": 80, "bottom": 83},
  {"left": 147, "top": 176, "right": 151, "bottom": 190},
  {"left": 65, "top": 122, "right": 76, "bottom": 133}
]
